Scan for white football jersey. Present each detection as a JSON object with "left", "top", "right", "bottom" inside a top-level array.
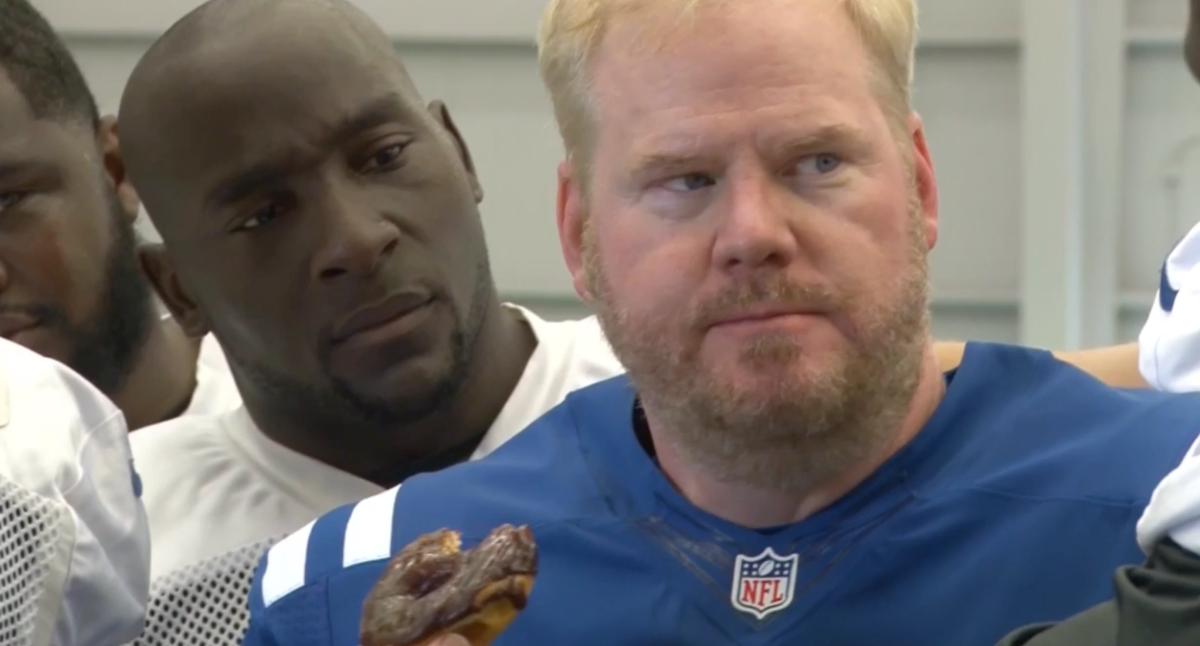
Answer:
[
  {"left": 0, "top": 338, "right": 149, "bottom": 645},
  {"left": 1140, "top": 220, "right": 1200, "bottom": 391}
]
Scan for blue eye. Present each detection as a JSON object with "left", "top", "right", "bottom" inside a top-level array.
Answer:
[
  {"left": 663, "top": 173, "right": 716, "bottom": 192},
  {"left": 796, "top": 154, "right": 842, "bottom": 176},
  {"left": 815, "top": 154, "right": 841, "bottom": 173}
]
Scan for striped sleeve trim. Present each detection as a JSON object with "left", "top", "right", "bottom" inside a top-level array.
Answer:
[
  {"left": 260, "top": 520, "right": 315, "bottom": 608},
  {"left": 258, "top": 486, "right": 402, "bottom": 609},
  {"left": 342, "top": 486, "right": 400, "bottom": 569},
  {"left": 1161, "top": 261, "right": 1180, "bottom": 313}
]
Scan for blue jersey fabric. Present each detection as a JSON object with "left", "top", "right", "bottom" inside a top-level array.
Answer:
[{"left": 244, "top": 343, "right": 1200, "bottom": 646}]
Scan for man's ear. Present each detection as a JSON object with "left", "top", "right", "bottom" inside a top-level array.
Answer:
[
  {"left": 96, "top": 116, "right": 141, "bottom": 224},
  {"left": 556, "top": 158, "right": 593, "bottom": 303},
  {"left": 908, "top": 112, "right": 939, "bottom": 251},
  {"left": 429, "top": 100, "right": 484, "bottom": 204},
  {"left": 138, "top": 244, "right": 210, "bottom": 339}
]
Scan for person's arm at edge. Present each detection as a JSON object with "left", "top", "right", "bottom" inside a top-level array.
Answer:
[{"left": 934, "top": 341, "right": 1146, "bottom": 389}]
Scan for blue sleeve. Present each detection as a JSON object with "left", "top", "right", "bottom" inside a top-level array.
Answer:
[
  {"left": 242, "top": 573, "right": 338, "bottom": 646},
  {"left": 242, "top": 556, "right": 276, "bottom": 646},
  {"left": 241, "top": 503, "right": 367, "bottom": 646},
  {"left": 241, "top": 617, "right": 279, "bottom": 646}
]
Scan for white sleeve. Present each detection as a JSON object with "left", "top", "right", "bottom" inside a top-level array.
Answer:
[
  {"left": 1140, "top": 220, "right": 1200, "bottom": 392},
  {"left": 55, "top": 408, "right": 150, "bottom": 646},
  {"left": 0, "top": 341, "right": 149, "bottom": 645}
]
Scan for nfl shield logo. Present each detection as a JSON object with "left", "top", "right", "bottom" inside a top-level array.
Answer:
[{"left": 730, "top": 547, "right": 799, "bottom": 620}]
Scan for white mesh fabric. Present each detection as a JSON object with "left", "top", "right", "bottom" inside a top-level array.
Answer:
[
  {"left": 126, "top": 536, "right": 280, "bottom": 646},
  {"left": 0, "top": 478, "right": 66, "bottom": 646}
]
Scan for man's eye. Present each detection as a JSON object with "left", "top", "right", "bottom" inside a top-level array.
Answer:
[
  {"left": 0, "top": 191, "right": 28, "bottom": 213},
  {"left": 235, "top": 202, "right": 285, "bottom": 232},
  {"left": 662, "top": 173, "right": 716, "bottom": 192},
  {"left": 795, "top": 153, "right": 843, "bottom": 176},
  {"left": 360, "top": 143, "right": 408, "bottom": 174}
]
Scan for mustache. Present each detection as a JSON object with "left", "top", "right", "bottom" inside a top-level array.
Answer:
[{"left": 692, "top": 278, "right": 842, "bottom": 328}]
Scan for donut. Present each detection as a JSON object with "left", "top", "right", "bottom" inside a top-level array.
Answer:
[{"left": 360, "top": 525, "right": 537, "bottom": 646}]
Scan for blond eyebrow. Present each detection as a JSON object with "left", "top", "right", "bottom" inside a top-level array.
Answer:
[
  {"left": 763, "top": 124, "right": 872, "bottom": 160},
  {"left": 628, "top": 123, "right": 872, "bottom": 179},
  {"left": 627, "top": 151, "right": 711, "bottom": 179}
]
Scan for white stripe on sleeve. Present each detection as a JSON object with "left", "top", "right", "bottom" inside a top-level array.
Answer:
[
  {"left": 342, "top": 486, "right": 401, "bottom": 569},
  {"left": 261, "top": 520, "right": 315, "bottom": 608}
]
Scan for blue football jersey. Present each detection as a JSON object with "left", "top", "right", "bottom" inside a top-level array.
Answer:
[{"left": 244, "top": 343, "right": 1200, "bottom": 646}]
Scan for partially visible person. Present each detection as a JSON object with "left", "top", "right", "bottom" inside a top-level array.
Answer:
[
  {"left": 994, "top": 2, "right": 1200, "bottom": 643},
  {"left": 934, "top": 342, "right": 1145, "bottom": 388},
  {"left": 1138, "top": 217, "right": 1200, "bottom": 393},
  {"left": 0, "top": 337, "right": 149, "bottom": 645},
  {"left": 244, "top": 1, "right": 1200, "bottom": 644},
  {"left": 934, "top": 0, "right": 1200, "bottom": 392},
  {"left": 997, "top": 441, "right": 1200, "bottom": 645},
  {"left": 0, "top": 0, "right": 239, "bottom": 430},
  {"left": 117, "top": 0, "right": 622, "bottom": 579},
  {"left": 998, "top": 411, "right": 1200, "bottom": 646}
]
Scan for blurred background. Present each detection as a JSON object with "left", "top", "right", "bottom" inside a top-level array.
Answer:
[{"left": 28, "top": 0, "right": 1200, "bottom": 349}]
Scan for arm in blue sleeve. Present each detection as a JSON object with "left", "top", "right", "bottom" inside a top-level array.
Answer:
[{"left": 242, "top": 556, "right": 278, "bottom": 646}]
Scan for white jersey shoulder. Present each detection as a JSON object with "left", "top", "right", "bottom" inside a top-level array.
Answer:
[
  {"left": 1139, "top": 220, "right": 1200, "bottom": 392},
  {"left": 0, "top": 338, "right": 149, "bottom": 646},
  {"left": 474, "top": 307, "right": 623, "bottom": 456},
  {"left": 1139, "top": 433, "right": 1200, "bottom": 556},
  {"left": 1135, "top": 223, "right": 1200, "bottom": 557},
  {"left": 183, "top": 333, "right": 241, "bottom": 417},
  {"left": 132, "top": 406, "right": 381, "bottom": 579}
]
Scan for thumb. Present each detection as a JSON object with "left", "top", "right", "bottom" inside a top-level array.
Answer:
[{"left": 429, "top": 636, "right": 471, "bottom": 646}]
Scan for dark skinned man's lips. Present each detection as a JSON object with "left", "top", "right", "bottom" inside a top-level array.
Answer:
[
  {"left": 0, "top": 311, "right": 40, "bottom": 340},
  {"left": 330, "top": 291, "right": 436, "bottom": 345}
]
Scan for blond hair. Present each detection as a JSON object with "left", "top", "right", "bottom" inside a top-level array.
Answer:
[{"left": 537, "top": 0, "right": 917, "bottom": 167}]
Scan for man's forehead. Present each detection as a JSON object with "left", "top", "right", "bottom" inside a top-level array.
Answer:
[
  {"left": 597, "top": 73, "right": 868, "bottom": 149},
  {"left": 195, "top": 91, "right": 425, "bottom": 207},
  {"left": 135, "top": 0, "right": 409, "bottom": 125},
  {"left": 142, "top": 53, "right": 419, "bottom": 168},
  {"left": 589, "top": 4, "right": 874, "bottom": 144},
  {"left": 0, "top": 79, "right": 93, "bottom": 168},
  {"left": 592, "top": 0, "right": 862, "bottom": 93},
  {"left": 161, "top": 0, "right": 389, "bottom": 69},
  {"left": 122, "top": 0, "right": 423, "bottom": 228},
  {"left": 0, "top": 71, "right": 37, "bottom": 130}
]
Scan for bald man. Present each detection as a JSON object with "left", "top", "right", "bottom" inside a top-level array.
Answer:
[{"left": 117, "top": 0, "right": 621, "bottom": 579}]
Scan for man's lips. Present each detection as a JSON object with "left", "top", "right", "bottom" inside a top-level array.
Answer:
[
  {"left": 330, "top": 292, "right": 434, "bottom": 344},
  {"left": 0, "top": 312, "right": 40, "bottom": 340},
  {"left": 708, "top": 306, "right": 824, "bottom": 328}
]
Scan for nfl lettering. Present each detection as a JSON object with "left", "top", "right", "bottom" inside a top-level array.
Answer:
[{"left": 730, "top": 548, "right": 800, "bottom": 620}]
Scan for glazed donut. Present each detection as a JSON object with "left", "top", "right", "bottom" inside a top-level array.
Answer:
[{"left": 361, "top": 525, "right": 537, "bottom": 646}]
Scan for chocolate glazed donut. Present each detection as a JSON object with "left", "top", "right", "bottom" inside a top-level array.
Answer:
[{"left": 361, "top": 525, "right": 538, "bottom": 646}]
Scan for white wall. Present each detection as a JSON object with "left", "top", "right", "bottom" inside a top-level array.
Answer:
[{"left": 30, "top": 0, "right": 1200, "bottom": 336}]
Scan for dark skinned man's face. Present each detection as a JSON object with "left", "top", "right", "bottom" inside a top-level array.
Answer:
[
  {"left": 138, "top": 23, "right": 492, "bottom": 426},
  {"left": 0, "top": 72, "right": 151, "bottom": 395}
]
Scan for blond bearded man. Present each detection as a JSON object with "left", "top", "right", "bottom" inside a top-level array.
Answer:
[{"left": 247, "top": 1, "right": 1200, "bottom": 644}]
